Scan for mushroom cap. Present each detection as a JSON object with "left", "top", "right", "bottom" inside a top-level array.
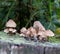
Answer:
[
  {"left": 20, "top": 27, "right": 27, "bottom": 34},
  {"left": 33, "top": 21, "right": 45, "bottom": 31},
  {"left": 28, "top": 27, "right": 37, "bottom": 36},
  {"left": 25, "top": 30, "right": 31, "bottom": 36},
  {"left": 44, "top": 30, "right": 54, "bottom": 36},
  {"left": 37, "top": 31, "right": 43, "bottom": 36},
  {"left": 6, "top": 19, "right": 16, "bottom": 28},
  {"left": 4, "top": 29, "right": 9, "bottom": 33},
  {"left": 37, "top": 31, "right": 48, "bottom": 38}
]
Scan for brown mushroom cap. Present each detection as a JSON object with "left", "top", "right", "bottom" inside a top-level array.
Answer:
[
  {"left": 37, "top": 30, "right": 54, "bottom": 37},
  {"left": 20, "top": 27, "right": 27, "bottom": 34},
  {"left": 28, "top": 27, "right": 37, "bottom": 36},
  {"left": 44, "top": 30, "right": 54, "bottom": 36},
  {"left": 6, "top": 19, "right": 16, "bottom": 28},
  {"left": 25, "top": 30, "right": 31, "bottom": 36},
  {"left": 33, "top": 21, "right": 45, "bottom": 31}
]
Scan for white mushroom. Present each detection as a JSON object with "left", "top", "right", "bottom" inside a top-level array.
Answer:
[
  {"left": 20, "top": 27, "right": 27, "bottom": 33},
  {"left": 37, "top": 31, "right": 48, "bottom": 41},
  {"left": 20, "top": 27, "right": 27, "bottom": 37},
  {"left": 37, "top": 31, "right": 43, "bottom": 36},
  {"left": 6, "top": 19, "right": 16, "bottom": 28},
  {"left": 33, "top": 21, "right": 45, "bottom": 32},
  {"left": 44, "top": 30, "right": 54, "bottom": 37},
  {"left": 28, "top": 27, "right": 37, "bottom": 37},
  {"left": 25, "top": 30, "right": 30, "bottom": 37},
  {"left": 4, "top": 19, "right": 17, "bottom": 34}
]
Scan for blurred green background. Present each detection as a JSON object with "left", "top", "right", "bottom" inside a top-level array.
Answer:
[{"left": 0, "top": 0, "right": 60, "bottom": 34}]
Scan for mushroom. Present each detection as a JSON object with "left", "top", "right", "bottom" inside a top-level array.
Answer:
[
  {"left": 37, "top": 29, "right": 54, "bottom": 41},
  {"left": 25, "top": 30, "right": 31, "bottom": 37},
  {"left": 44, "top": 30, "right": 54, "bottom": 37},
  {"left": 20, "top": 27, "right": 32, "bottom": 40},
  {"left": 20, "top": 27, "right": 27, "bottom": 33},
  {"left": 27, "top": 27, "right": 37, "bottom": 40},
  {"left": 6, "top": 19, "right": 16, "bottom": 28},
  {"left": 37, "top": 31, "right": 47, "bottom": 41},
  {"left": 33, "top": 21, "right": 45, "bottom": 33},
  {"left": 4, "top": 19, "right": 17, "bottom": 34},
  {"left": 28, "top": 27, "right": 37, "bottom": 37},
  {"left": 20, "top": 27, "right": 27, "bottom": 37}
]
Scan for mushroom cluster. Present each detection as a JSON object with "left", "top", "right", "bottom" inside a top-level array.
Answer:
[
  {"left": 20, "top": 21, "right": 54, "bottom": 42},
  {"left": 4, "top": 19, "right": 54, "bottom": 42},
  {"left": 4, "top": 19, "right": 17, "bottom": 35}
]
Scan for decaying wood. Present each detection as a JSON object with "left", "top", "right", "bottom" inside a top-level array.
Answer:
[{"left": 0, "top": 42, "right": 60, "bottom": 54}]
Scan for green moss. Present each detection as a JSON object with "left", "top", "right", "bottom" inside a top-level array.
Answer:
[
  {"left": 0, "top": 31, "right": 60, "bottom": 45},
  {"left": 49, "top": 37, "right": 60, "bottom": 43}
]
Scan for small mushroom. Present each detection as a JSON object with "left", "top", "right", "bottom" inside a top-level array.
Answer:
[
  {"left": 25, "top": 30, "right": 31, "bottom": 37},
  {"left": 44, "top": 30, "right": 54, "bottom": 37},
  {"left": 20, "top": 27, "right": 27, "bottom": 37},
  {"left": 37, "top": 29, "right": 54, "bottom": 42},
  {"left": 6, "top": 19, "right": 16, "bottom": 28},
  {"left": 37, "top": 31, "right": 48, "bottom": 41},
  {"left": 4, "top": 19, "right": 17, "bottom": 34},
  {"left": 28, "top": 27, "right": 37, "bottom": 37},
  {"left": 33, "top": 21, "right": 45, "bottom": 33},
  {"left": 20, "top": 27, "right": 27, "bottom": 33},
  {"left": 27, "top": 27, "right": 37, "bottom": 40}
]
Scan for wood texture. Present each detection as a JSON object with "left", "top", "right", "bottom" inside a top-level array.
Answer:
[{"left": 0, "top": 42, "right": 60, "bottom": 54}]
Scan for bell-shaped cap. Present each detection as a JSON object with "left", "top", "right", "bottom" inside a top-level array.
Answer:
[
  {"left": 33, "top": 21, "right": 45, "bottom": 31},
  {"left": 37, "top": 31, "right": 43, "bottom": 36},
  {"left": 44, "top": 30, "right": 54, "bottom": 36},
  {"left": 28, "top": 27, "right": 37, "bottom": 36},
  {"left": 20, "top": 27, "right": 27, "bottom": 33},
  {"left": 6, "top": 19, "right": 16, "bottom": 28}
]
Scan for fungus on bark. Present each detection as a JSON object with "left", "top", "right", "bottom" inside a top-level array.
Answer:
[
  {"left": 20, "top": 27, "right": 27, "bottom": 37},
  {"left": 4, "top": 19, "right": 17, "bottom": 35},
  {"left": 37, "top": 30, "right": 54, "bottom": 41},
  {"left": 33, "top": 21, "right": 55, "bottom": 42}
]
